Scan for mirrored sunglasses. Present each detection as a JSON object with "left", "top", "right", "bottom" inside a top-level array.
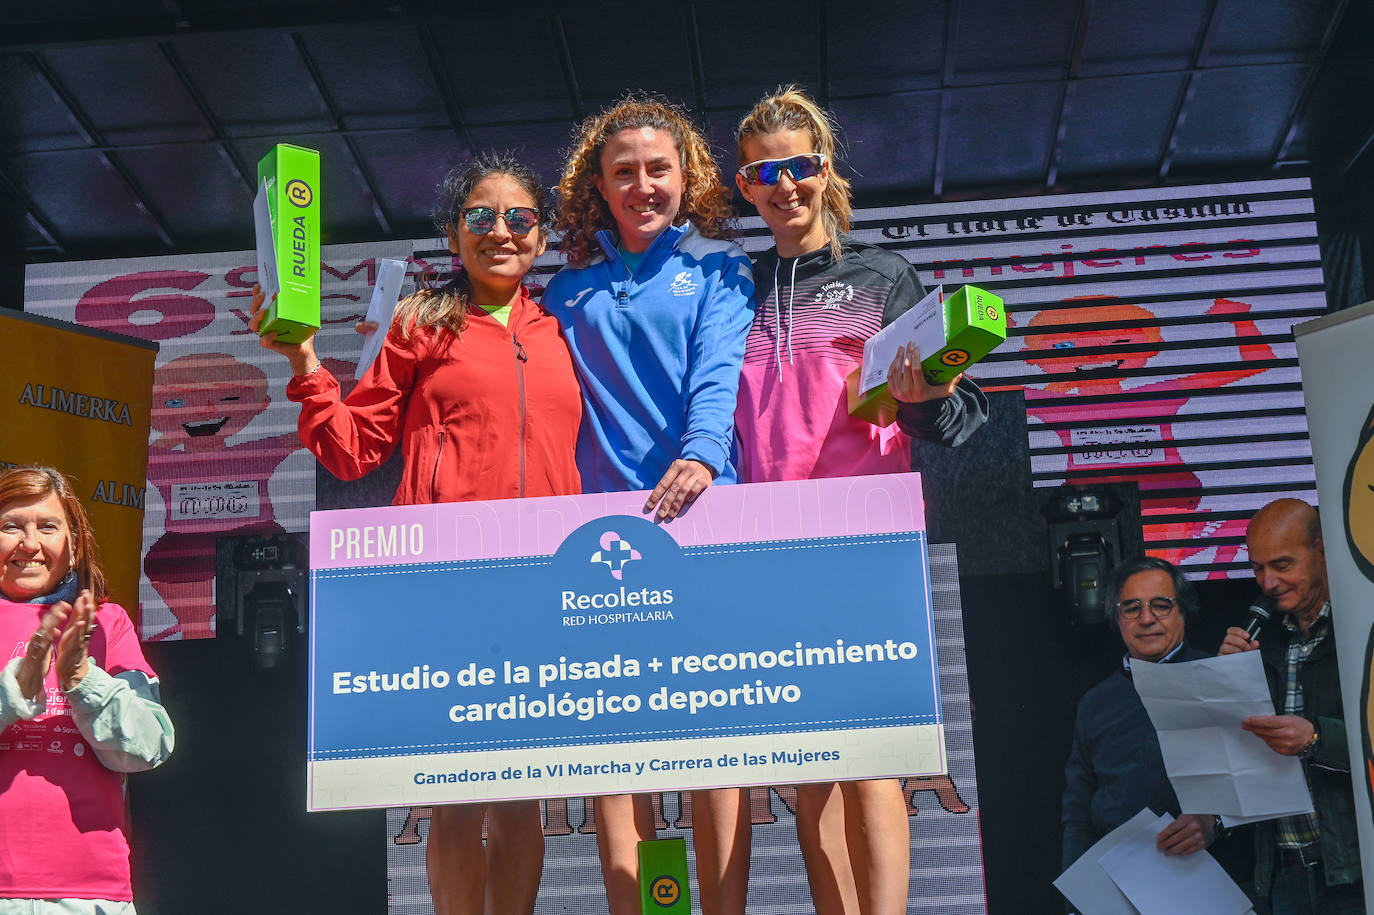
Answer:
[
  {"left": 460, "top": 206, "right": 540, "bottom": 236},
  {"left": 737, "top": 153, "right": 828, "bottom": 186}
]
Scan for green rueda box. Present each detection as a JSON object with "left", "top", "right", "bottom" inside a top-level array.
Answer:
[
  {"left": 847, "top": 284, "right": 1006, "bottom": 426},
  {"left": 637, "top": 838, "right": 690, "bottom": 913},
  {"left": 930, "top": 284, "right": 1006, "bottom": 384},
  {"left": 255, "top": 143, "right": 321, "bottom": 343}
]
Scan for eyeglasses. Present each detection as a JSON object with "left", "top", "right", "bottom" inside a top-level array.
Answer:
[
  {"left": 737, "top": 153, "right": 828, "bottom": 186},
  {"left": 458, "top": 206, "right": 540, "bottom": 236},
  {"left": 1116, "top": 597, "right": 1178, "bottom": 620}
]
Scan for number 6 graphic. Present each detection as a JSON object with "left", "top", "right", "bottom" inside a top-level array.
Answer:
[{"left": 76, "top": 270, "right": 216, "bottom": 341}]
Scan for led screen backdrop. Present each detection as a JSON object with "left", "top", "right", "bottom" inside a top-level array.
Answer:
[
  {"left": 813, "top": 175, "right": 1321, "bottom": 578},
  {"left": 25, "top": 174, "right": 1322, "bottom": 609},
  {"left": 21, "top": 175, "right": 1324, "bottom": 913},
  {"left": 24, "top": 241, "right": 416, "bottom": 639}
]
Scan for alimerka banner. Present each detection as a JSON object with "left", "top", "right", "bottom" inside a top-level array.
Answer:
[
  {"left": 1292, "top": 300, "right": 1374, "bottom": 915},
  {"left": 23, "top": 241, "right": 415, "bottom": 640},
  {"left": 0, "top": 309, "right": 157, "bottom": 617},
  {"left": 307, "top": 474, "right": 942, "bottom": 812}
]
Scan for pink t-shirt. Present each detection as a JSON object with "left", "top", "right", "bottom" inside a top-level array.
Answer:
[{"left": 0, "top": 598, "right": 154, "bottom": 901}]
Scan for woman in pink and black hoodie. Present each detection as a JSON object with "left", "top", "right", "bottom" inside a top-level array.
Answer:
[{"left": 732, "top": 87, "right": 987, "bottom": 915}]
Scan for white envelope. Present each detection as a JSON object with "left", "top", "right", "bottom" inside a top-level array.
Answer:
[
  {"left": 355, "top": 257, "right": 407, "bottom": 380},
  {"left": 253, "top": 178, "right": 280, "bottom": 304},
  {"left": 856, "top": 284, "right": 944, "bottom": 394}
]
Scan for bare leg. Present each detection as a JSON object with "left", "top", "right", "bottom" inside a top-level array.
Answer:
[
  {"left": 795, "top": 782, "right": 860, "bottom": 915},
  {"left": 485, "top": 799, "right": 545, "bottom": 915},
  {"left": 595, "top": 793, "right": 658, "bottom": 915},
  {"left": 841, "top": 779, "right": 910, "bottom": 915},
  {"left": 690, "top": 787, "right": 752, "bottom": 914},
  {"left": 426, "top": 803, "right": 488, "bottom": 915}
]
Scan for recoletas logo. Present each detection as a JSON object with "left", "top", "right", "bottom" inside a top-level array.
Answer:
[
  {"left": 553, "top": 515, "right": 688, "bottom": 627},
  {"left": 591, "top": 531, "right": 641, "bottom": 580}
]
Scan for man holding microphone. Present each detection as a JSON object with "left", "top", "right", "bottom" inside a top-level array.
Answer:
[{"left": 1220, "top": 498, "right": 1362, "bottom": 913}]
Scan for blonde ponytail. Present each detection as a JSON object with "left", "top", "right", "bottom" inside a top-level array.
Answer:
[{"left": 736, "top": 86, "right": 852, "bottom": 259}]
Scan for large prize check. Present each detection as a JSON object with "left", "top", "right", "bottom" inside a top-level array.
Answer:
[{"left": 307, "top": 473, "right": 944, "bottom": 811}]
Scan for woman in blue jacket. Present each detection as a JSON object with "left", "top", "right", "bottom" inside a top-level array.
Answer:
[{"left": 542, "top": 95, "right": 754, "bottom": 915}]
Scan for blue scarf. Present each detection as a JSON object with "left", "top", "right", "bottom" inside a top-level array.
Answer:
[{"left": 27, "top": 571, "right": 80, "bottom": 605}]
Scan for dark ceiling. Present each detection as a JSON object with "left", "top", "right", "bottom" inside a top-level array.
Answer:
[{"left": 2, "top": 0, "right": 1373, "bottom": 270}]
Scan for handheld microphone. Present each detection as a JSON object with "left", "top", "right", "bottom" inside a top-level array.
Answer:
[{"left": 1243, "top": 596, "right": 1275, "bottom": 640}]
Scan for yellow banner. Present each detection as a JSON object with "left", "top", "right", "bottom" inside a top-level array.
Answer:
[{"left": 0, "top": 310, "right": 157, "bottom": 618}]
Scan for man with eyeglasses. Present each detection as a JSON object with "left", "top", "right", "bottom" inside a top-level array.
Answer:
[
  {"left": 1219, "top": 498, "right": 1362, "bottom": 914},
  {"left": 1060, "top": 556, "right": 1225, "bottom": 884}
]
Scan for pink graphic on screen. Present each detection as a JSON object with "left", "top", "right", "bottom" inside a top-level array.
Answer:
[
  {"left": 143, "top": 352, "right": 298, "bottom": 640},
  {"left": 1020, "top": 296, "right": 1275, "bottom": 575}
]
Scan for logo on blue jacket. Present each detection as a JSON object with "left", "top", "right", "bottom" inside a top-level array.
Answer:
[{"left": 667, "top": 271, "right": 698, "bottom": 296}]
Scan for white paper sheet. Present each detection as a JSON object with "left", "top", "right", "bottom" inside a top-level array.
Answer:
[
  {"left": 1097, "top": 814, "right": 1253, "bottom": 915},
  {"left": 1054, "top": 808, "right": 1154, "bottom": 915},
  {"left": 253, "top": 178, "right": 280, "bottom": 304},
  {"left": 856, "top": 284, "right": 944, "bottom": 394},
  {"left": 1130, "top": 651, "right": 1313, "bottom": 820},
  {"left": 354, "top": 257, "right": 407, "bottom": 380}
]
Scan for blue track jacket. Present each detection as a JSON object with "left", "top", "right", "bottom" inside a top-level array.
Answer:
[{"left": 543, "top": 223, "right": 754, "bottom": 493}]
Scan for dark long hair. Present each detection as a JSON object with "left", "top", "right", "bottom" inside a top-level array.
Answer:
[{"left": 394, "top": 151, "right": 552, "bottom": 340}]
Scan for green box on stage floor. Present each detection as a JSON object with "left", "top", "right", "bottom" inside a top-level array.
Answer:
[
  {"left": 254, "top": 143, "right": 320, "bottom": 343},
  {"left": 637, "top": 838, "right": 690, "bottom": 914}
]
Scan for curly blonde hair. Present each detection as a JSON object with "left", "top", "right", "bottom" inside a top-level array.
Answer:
[
  {"left": 556, "top": 95, "right": 733, "bottom": 268},
  {"left": 736, "top": 86, "right": 853, "bottom": 259}
]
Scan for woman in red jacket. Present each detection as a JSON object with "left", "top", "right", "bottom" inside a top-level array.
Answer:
[{"left": 250, "top": 153, "right": 581, "bottom": 915}]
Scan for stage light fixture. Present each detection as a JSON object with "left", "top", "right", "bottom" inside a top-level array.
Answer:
[
  {"left": 1042, "top": 483, "right": 1143, "bottom": 627},
  {"left": 216, "top": 533, "right": 308, "bottom": 671}
]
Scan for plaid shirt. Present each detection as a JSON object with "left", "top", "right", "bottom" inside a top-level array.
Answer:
[{"left": 1274, "top": 602, "right": 1331, "bottom": 852}]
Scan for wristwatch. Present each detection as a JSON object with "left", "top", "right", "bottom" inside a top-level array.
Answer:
[{"left": 1298, "top": 728, "right": 1319, "bottom": 758}]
